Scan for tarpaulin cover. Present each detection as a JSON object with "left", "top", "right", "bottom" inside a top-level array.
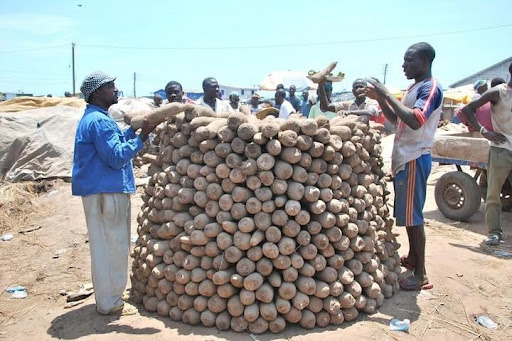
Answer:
[
  {"left": 0, "top": 96, "right": 86, "bottom": 112},
  {"left": 0, "top": 106, "right": 82, "bottom": 181},
  {"left": 0, "top": 98, "right": 153, "bottom": 181}
]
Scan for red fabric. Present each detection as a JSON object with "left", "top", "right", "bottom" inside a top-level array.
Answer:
[
  {"left": 413, "top": 108, "right": 427, "bottom": 127},
  {"left": 456, "top": 104, "right": 493, "bottom": 132},
  {"left": 475, "top": 102, "right": 493, "bottom": 131},
  {"left": 370, "top": 112, "right": 386, "bottom": 124},
  {"left": 371, "top": 105, "right": 386, "bottom": 124}
]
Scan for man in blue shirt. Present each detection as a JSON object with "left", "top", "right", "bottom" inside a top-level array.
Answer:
[
  {"left": 72, "top": 71, "right": 153, "bottom": 315},
  {"left": 300, "top": 90, "right": 312, "bottom": 117},
  {"left": 287, "top": 85, "right": 301, "bottom": 112}
]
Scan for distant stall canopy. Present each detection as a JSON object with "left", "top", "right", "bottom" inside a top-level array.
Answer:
[
  {"left": 385, "top": 86, "right": 405, "bottom": 100},
  {"left": 443, "top": 84, "right": 475, "bottom": 104},
  {"left": 259, "top": 71, "right": 318, "bottom": 91}
]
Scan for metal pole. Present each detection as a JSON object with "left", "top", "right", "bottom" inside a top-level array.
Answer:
[
  {"left": 133, "top": 72, "right": 136, "bottom": 98},
  {"left": 383, "top": 63, "right": 388, "bottom": 84},
  {"left": 72, "top": 42, "right": 76, "bottom": 94}
]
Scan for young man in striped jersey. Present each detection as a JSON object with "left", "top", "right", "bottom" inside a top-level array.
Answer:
[{"left": 366, "top": 42, "right": 443, "bottom": 290}]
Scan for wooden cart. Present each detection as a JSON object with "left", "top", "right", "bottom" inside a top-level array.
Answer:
[
  {"left": 432, "top": 134, "right": 512, "bottom": 221},
  {"left": 431, "top": 156, "right": 487, "bottom": 221}
]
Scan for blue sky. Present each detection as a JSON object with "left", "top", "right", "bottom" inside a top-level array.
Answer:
[{"left": 1, "top": 0, "right": 511, "bottom": 97}]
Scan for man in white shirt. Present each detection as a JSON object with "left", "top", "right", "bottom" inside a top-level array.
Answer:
[
  {"left": 249, "top": 93, "right": 262, "bottom": 114},
  {"left": 275, "top": 89, "right": 295, "bottom": 119},
  {"left": 196, "top": 77, "right": 233, "bottom": 113},
  {"left": 461, "top": 63, "right": 512, "bottom": 246}
]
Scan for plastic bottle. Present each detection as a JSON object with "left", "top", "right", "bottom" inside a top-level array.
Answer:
[
  {"left": 1, "top": 234, "right": 13, "bottom": 241},
  {"left": 476, "top": 316, "right": 498, "bottom": 329},
  {"left": 390, "top": 318, "right": 411, "bottom": 331}
]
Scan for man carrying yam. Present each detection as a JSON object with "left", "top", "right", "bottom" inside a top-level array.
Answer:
[
  {"left": 461, "top": 62, "right": 512, "bottom": 246},
  {"left": 365, "top": 42, "right": 443, "bottom": 291},
  {"left": 320, "top": 78, "right": 380, "bottom": 118},
  {"left": 72, "top": 71, "right": 155, "bottom": 315},
  {"left": 310, "top": 81, "right": 337, "bottom": 119}
]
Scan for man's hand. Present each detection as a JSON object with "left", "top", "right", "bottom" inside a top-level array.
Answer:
[
  {"left": 483, "top": 131, "right": 507, "bottom": 144},
  {"left": 337, "top": 110, "right": 350, "bottom": 117},
  {"left": 139, "top": 117, "right": 156, "bottom": 142},
  {"left": 364, "top": 86, "right": 379, "bottom": 100},
  {"left": 365, "top": 77, "right": 390, "bottom": 100}
]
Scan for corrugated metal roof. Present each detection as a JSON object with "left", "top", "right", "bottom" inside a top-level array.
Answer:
[{"left": 449, "top": 56, "right": 512, "bottom": 87}]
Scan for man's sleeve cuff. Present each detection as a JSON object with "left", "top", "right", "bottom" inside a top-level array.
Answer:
[{"left": 413, "top": 108, "right": 427, "bottom": 126}]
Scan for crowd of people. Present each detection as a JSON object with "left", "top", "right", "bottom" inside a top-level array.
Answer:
[
  {"left": 70, "top": 41, "right": 511, "bottom": 316},
  {"left": 149, "top": 74, "right": 385, "bottom": 124}
]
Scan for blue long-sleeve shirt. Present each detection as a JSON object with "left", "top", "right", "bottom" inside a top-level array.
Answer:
[{"left": 72, "top": 104, "right": 144, "bottom": 196}]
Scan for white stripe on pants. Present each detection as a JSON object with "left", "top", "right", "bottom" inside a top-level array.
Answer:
[{"left": 82, "top": 192, "right": 131, "bottom": 314}]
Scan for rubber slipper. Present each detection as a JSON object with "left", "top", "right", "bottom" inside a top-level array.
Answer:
[
  {"left": 399, "top": 278, "right": 433, "bottom": 291},
  {"left": 485, "top": 234, "right": 501, "bottom": 246},
  {"left": 420, "top": 283, "right": 434, "bottom": 290},
  {"left": 400, "top": 255, "right": 415, "bottom": 271},
  {"left": 108, "top": 303, "right": 137, "bottom": 316}
]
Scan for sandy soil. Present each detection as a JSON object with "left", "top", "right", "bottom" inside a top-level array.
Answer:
[{"left": 0, "top": 163, "right": 511, "bottom": 341}]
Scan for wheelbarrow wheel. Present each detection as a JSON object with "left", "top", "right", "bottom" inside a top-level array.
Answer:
[{"left": 435, "top": 171, "right": 482, "bottom": 221}]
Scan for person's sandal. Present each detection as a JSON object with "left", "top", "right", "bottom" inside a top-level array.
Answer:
[
  {"left": 122, "top": 289, "right": 132, "bottom": 302},
  {"left": 399, "top": 277, "right": 433, "bottom": 291},
  {"left": 485, "top": 234, "right": 501, "bottom": 246},
  {"left": 108, "top": 303, "right": 137, "bottom": 316}
]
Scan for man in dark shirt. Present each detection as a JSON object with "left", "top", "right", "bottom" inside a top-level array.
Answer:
[{"left": 287, "top": 84, "right": 301, "bottom": 112}]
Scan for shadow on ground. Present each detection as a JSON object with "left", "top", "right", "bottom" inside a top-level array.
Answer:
[
  {"left": 47, "top": 291, "right": 423, "bottom": 340},
  {"left": 449, "top": 240, "right": 512, "bottom": 260},
  {"left": 47, "top": 304, "right": 160, "bottom": 339}
]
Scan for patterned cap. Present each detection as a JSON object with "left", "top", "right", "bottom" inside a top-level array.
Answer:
[
  {"left": 473, "top": 79, "right": 487, "bottom": 90},
  {"left": 80, "top": 71, "right": 116, "bottom": 101}
]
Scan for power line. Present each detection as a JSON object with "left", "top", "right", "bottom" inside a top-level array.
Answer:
[
  {"left": 0, "top": 44, "right": 68, "bottom": 54},
  {"left": 79, "top": 23, "right": 512, "bottom": 51},
  {"left": 0, "top": 23, "right": 509, "bottom": 55}
]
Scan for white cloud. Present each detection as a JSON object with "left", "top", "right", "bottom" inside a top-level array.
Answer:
[{"left": 0, "top": 13, "right": 72, "bottom": 36}]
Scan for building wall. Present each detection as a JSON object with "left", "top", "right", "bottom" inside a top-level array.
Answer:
[
  {"left": 219, "top": 85, "right": 256, "bottom": 100},
  {"left": 451, "top": 60, "right": 511, "bottom": 87}
]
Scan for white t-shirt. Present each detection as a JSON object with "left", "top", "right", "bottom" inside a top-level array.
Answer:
[
  {"left": 490, "top": 83, "right": 512, "bottom": 151},
  {"left": 279, "top": 100, "right": 295, "bottom": 119},
  {"left": 196, "top": 96, "right": 233, "bottom": 113},
  {"left": 391, "top": 77, "right": 443, "bottom": 175},
  {"left": 333, "top": 98, "right": 379, "bottom": 116}
]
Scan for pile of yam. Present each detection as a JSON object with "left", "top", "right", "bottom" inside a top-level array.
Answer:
[{"left": 129, "top": 103, "right": 401, "bottom": 333}]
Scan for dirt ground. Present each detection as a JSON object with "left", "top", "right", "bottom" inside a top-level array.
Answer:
[{"left": 0, "top": 162, "right": 511, "bottom": 341}]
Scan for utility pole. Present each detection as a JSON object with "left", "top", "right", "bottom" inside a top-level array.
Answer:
[
  {"left": 133, "top": 72, "right": 137, "bottom": 98},
  {"left": 383, "top": 63, "right": 388, "bottom": 84},
  {"left": 72, "top": 42, "right": 76, "bottom": 94}
]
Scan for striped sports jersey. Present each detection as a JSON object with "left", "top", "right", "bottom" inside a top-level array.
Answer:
[{"left": 391, "top": 77, "right": 443, "bottom": 175}]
